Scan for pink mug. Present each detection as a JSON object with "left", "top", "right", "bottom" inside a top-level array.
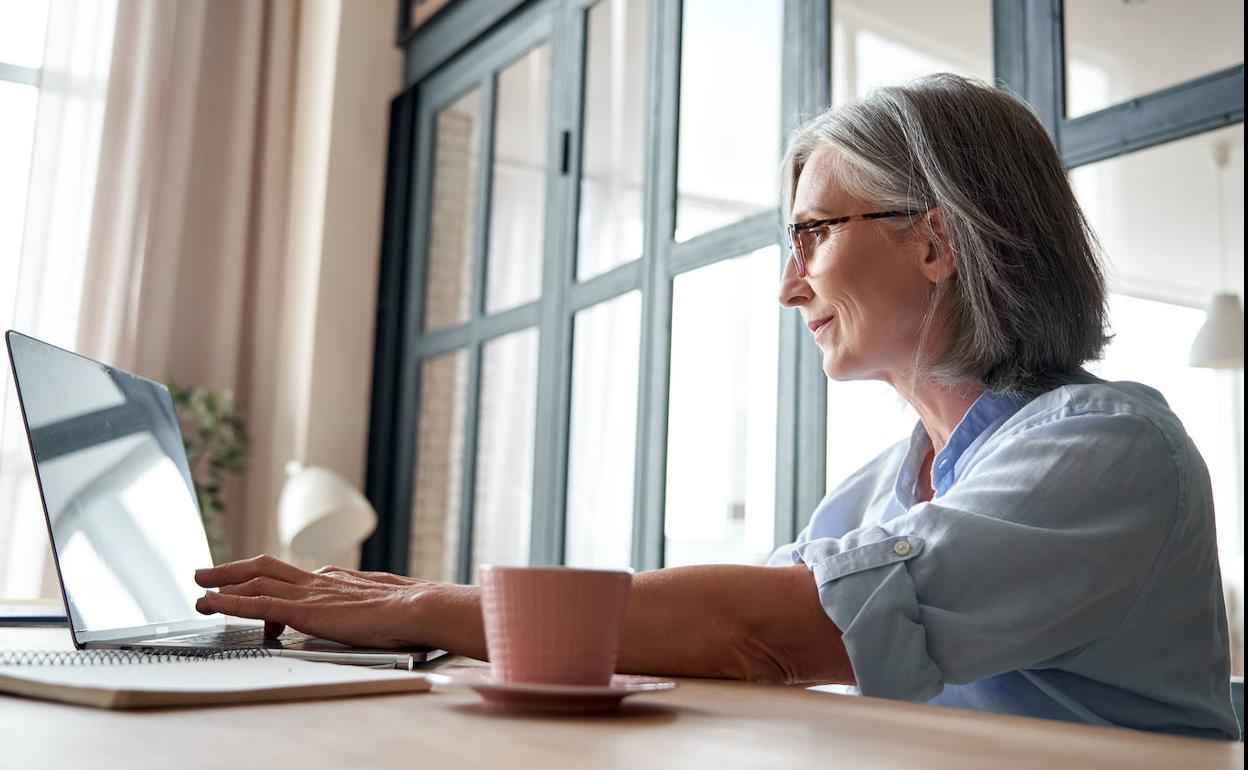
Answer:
[{"left": 479, "top": 566, "right": 632, "bottom": 686}]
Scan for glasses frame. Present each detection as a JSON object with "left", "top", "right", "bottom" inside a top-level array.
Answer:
[{"left": 785, "top": 210, "right": 927, "bottom": 278}]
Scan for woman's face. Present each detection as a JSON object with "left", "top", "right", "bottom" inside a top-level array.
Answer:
[{"left": 778, "top": 147, "right": 946, "bottom": 386}]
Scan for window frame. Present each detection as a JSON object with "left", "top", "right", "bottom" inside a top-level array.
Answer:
[
  {"left": 363, "top": 0, "right": 1245, "bottom": 577},
  {"left": 0, "top": 62, "right": 40, "bottom": 87}
]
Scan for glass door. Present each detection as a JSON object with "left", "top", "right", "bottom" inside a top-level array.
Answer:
[{"left": 401, "top": 4, "right": 562, "bottom": 584}]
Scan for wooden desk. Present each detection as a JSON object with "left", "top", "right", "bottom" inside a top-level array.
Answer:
[{"left": 1, "top": 627, "right": 1240, "bottom": 769}]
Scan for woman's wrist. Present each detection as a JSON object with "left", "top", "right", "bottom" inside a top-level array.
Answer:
[{"left": 405, "top": 581, "right": 487, "bottom": 659}]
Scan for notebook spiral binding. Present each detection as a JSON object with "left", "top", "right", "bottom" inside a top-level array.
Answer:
[{"left": 0, "top": 648, "right": 273, "bottom": 666}]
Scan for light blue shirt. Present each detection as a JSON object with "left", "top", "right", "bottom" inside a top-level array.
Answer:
[{"left": 769, "top": 379, "right": 1239, "bottom": 740}]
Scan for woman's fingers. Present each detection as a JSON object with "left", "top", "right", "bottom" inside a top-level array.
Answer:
[
  {"left": 195, "top": 591, "right": 294, "bottom": 626},
  {"left": 195, "top": 562, "right": 429, "bottom": 648},
  {"left": 217, "top": 576, "right": 303, "bottom": 600},
  {"left": 314, "top": 565, "right": 417, "bottom": 585},
  {"left": 195, "top": 554, "right": 309, "bottom": 588}
]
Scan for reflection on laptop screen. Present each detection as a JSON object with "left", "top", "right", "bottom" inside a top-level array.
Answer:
[{"left": 6, "top": 332, "right": 212, "bottom": 636}]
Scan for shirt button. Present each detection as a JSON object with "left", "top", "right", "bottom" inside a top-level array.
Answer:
[{"left": 893, "top": 540, "right": 912, "bottom": 557}]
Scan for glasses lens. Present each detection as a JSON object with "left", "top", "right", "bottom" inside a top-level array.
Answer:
[{"left": 788, "top": 228, "right": 806, "bottom": 276}]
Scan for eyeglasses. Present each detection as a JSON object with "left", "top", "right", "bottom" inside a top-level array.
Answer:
[{"left": 785, "top": 210, "right": 926, "bottom": 278}]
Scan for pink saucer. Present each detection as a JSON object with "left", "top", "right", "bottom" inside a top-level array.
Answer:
[{"left": 428, "top": 666, "right": 677, "bottom": 715}]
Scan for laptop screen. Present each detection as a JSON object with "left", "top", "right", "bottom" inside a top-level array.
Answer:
[{"left": 6, "top": 331, "right": 213, "bottom": 638}]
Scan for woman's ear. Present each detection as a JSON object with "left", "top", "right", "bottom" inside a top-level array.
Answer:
[{"left": 918, "top": 208, "right": 956, "bottom": 285}]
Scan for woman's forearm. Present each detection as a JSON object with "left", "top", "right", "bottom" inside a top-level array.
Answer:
[
  {"left": 617, "top": 564, "right": 853, "bottom": 684},
  {"left": 418, "top": 564, "right": 854, "bottom": 686}
]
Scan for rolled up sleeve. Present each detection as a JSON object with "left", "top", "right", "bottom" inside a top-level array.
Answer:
[{"left": 790, "top": 411, "right": 1181, "bottom": 703}]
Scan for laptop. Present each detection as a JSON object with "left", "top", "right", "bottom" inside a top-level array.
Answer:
[{"left": 5, "top": 330, "right": 442, "bottom": 662}]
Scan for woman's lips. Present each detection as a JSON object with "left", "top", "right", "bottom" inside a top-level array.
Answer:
[{"left": 808, "top": 316, "right": 833, "bottom": 335}]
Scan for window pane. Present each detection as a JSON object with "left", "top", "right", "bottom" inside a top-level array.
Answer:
[
  {"left": 472, "top": 328, "right": 540, "bottom": 571},
  {"left": 665, "top": 246, "right": 779, "bottom": 566},
  {"left": 675, "top": 0, "right": 781, "bottom": 242},
  {"left": 485, "top": 45, "right": 550, "bottom": 314},
  {"left": 577, "top": 0, "right": 646, "bottom": 281},
  {"left": 826, "top": 381, "right": 917, "bottom": 494},
  {"left": 565, "top": 291, "right": 642, "bottom": 569},
  {"left": 0, "top": 0, "right": 49, "bottom": 68},
  {"left": 1065, "top": 0, "right": 1244, "bottom": 118},
  {"left": 831, "top": 0, "right": 992, "bottom": 106},
  {"left": 409, "top": 350, "right": 470, "bottom": 582},
  {"left": 1070, "top": 124, "right": 1244, "bottom": 307},
  {"left": 0, "top": 81, "right": 38, "bottom": 325},
  {"left": 424, "top": 90, "right": 481, "bottom": 332}
]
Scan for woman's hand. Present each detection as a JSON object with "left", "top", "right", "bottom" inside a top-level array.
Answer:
[
  {"left": 194, "top": 554, "right": 434, "bottom": 648},
  {"left": 193, "top": 556, "right": 851, "bottom": 682}
]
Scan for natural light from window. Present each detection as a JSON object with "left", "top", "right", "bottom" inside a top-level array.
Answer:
[{"left": 1, "top": 0, "right": 118, "bottom": 599}]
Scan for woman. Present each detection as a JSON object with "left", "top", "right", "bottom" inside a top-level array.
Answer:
[{"left": 195, "top": 74, "right": 1237, "bottom": 739}]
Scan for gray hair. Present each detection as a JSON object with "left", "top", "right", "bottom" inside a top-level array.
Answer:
[{"left": 782, "top": 73, "right": 1109, "bottom": 398}]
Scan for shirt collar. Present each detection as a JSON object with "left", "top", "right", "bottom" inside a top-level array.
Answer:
[
  {"left": 930, "top": 390, "right": 1028, "bottom": 497},
  {"left": 893, "top": 421, "right": 931, "bottom": 510},
  {"left": 893, "top": 390, "right": 1029, "bottom": 507}
]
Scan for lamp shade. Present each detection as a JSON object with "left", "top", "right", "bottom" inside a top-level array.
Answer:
[
  {"left": 1189, "top": 293, "right": 1245, "bottom": 369},
  {"left": 277, "top": 462, "right": 378, "bottom": 570}
]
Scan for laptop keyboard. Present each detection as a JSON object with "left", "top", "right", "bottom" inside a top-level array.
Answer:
[{"left": 139, "top": 627, "right": 312, "bottom": 649}]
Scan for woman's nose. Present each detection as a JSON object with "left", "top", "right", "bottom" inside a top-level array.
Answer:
[{"left": 778, "top": 255, "right": 811, "bottom": 308}]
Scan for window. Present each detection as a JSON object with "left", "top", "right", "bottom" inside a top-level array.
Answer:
[
  {"left": 401, "top": 6, "right": 558, "bottom": 583},
  {"left": 374, "top": 0, "right": 1245, "bottom": 613},
  {"left": 564, "top": 291, "right": 642, "bottom": 569},
  {"left": 831, "top": 0, "right": 992, "bottom": 106},
  {"left": 1065, "top": 0, "right": 1244, "bottom": 118},
  {"left": 0, "top": 0, "right": 50, "bottom": 309},
  {"left": 409, "top": 351, "right": 469, "bottom": 582},
  {"left": 0, "top": 81, "right": 41, "bottom": 297},
  {"left": 665, "top": 247, "right": 778, "bottom": 567},
  {"left": 1, "top": 0, "right": 118, "bottom": 598},
  {"left": 576, "top": 0, "right": 646, "bottom": 281},
  {"left": 675, "top": 0, "right": 781, "bottom": 242},
  {"left": 423, "top": 90, "right": 481, "bottom": 332},
  {"left": 485, "top": 46, "right": 551, "bottom": 314},
  {"left": 472, "top": 328, "right": 540, "bottom": 570}
]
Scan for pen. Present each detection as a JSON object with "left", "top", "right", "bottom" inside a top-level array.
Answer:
[{"left": 271, "top": 649, "right": 416, "bottom": 670}]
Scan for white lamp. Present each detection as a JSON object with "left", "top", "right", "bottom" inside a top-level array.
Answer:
[
  {"left": 1189, "top": 293, "right": 1245, "bottom": 369},
  {"left": 277, "top": 462, "right": 378, "bottom": 571}
]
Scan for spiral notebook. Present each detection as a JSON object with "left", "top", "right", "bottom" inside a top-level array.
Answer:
[{"left": 0, "top": 649, "right": 431, "bottom": 709}]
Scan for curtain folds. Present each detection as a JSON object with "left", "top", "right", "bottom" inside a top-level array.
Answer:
[
  {"left": 4, "top": 0, "right": 400, "bottom": 597},
  {"left": 76, "top": 0, "right": 308, "bottom": 563}
]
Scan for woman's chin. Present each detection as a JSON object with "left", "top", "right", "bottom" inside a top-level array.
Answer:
[
  {"left": 821, "top": 348, "right": 869, "bottom": 381},
  {"left": 821, "top": 350, "right": 851, "bottom": 380}
]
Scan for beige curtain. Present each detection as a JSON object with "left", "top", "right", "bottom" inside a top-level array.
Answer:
[{"left": 76, "top": 0, "right": 311, "bottom": 559}]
